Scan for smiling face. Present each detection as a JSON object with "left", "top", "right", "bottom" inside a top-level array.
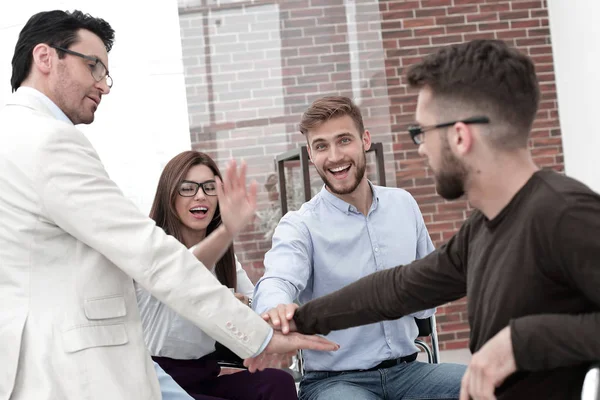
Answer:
[
  {"left": 49, "top": 29, "right": 111, "bottom": 124},
  {"left": 174, "top": 164, "right": 219, "bottom": 242},
  {"left": 306, "top": 115, "right": 371, "bottom": 196}
]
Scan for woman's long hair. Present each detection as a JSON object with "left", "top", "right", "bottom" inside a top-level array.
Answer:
[{"left": 149, "top": 151, "right": 237, "bottom": 290}]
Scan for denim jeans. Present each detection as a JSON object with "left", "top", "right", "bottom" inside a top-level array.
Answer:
[{"left": 299, "top": 361, "right": 466, "bottom": 400}]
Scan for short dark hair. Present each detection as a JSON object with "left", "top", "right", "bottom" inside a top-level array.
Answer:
[
  {"left": 300, "top": 96, "right": 365, "bottom": 137},
  {"left": 406, "top": 39, "right": 540, "bottom": 149},
  {"left": 11, "top": 10, "right": 115, "bottom": 91}
]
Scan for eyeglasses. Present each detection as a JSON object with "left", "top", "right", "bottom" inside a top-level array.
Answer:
[
  {"left": 50, "top": 45, "right": 113, "bottom": 88},
  {"left": 178, "top": 180, "right": 218, "bottom": 197},
  {"left": 408, "top": 116, "right": 490, "bottom": 145}
]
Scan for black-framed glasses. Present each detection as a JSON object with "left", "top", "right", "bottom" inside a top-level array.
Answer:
[
  {"left": 178, "top": 180, "right": 218, "bottom": 197},
  {"left": 408, "top": 116, "right": 490, "bottom": 145},
  {"left": 50, "top": 45, "right": 113, "bottom": 88}
]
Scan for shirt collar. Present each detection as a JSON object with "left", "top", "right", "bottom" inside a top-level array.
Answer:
[
  {"left": 319, "top": 180, "right": 380, "bottom": 215},
  {"left": 17, "top": 86, "right": 73, "bottom": 125}
]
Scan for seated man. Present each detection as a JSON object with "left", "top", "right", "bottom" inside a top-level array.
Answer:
[
  {"left": 253, "top": 96, "right": 466, "bottom": 400},
  {"left": 275, "top": 40, "right": 600, "bottom": 400}
]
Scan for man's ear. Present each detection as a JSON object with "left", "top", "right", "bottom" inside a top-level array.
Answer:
[
  {"left": 450, "top": 122, "right": 474, "bottom": 156},
  {"left": 362, "top": 130, "right": 372, "bottom": 151},
  {"left": 306, "top": 141, "right": 313, "bottom": 163},
  {"left": 31, "top": 44, "right": 53, "bottom": 76}
]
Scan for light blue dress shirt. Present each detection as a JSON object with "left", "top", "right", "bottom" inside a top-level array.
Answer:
[
  {"left": 19, "top": 86, "right": 195, "bottom": 400},
  {"left": 253, "top": 183, "right": 435, "bottom": 372}
]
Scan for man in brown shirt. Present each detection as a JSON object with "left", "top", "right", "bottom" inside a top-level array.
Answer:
[{"left": 246, "top": 39, "right": 600, "bottom": 399}]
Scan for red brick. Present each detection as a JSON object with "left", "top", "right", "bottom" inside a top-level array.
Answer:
[
  {"left": 467, "top": 12, "right": 499, "bottom": 23},
  {"left": 415, "top": 8, "right": 448, "bottom": 18},
  {"left": 435, "top": 15, "right": 466, "bottom": 25},
  {"left": 420, "top": 0, "right": 452, "bottom": 7},
  {"left": 403, "top": 18, "right": 436, "bottom": 28},
  {"left": 512, "top": 1, "right": 543, "bottom": 10}
]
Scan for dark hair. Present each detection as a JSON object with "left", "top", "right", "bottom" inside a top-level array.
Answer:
[
  {"left": 11, "top": 10, "right": 115, "bottom": 91},
  {"left": 149, "top": 151, "right": 237, "bottom": 290},
  {"left": 300, "top": 96, "right": 365, "bottom": 136},
  {"left": 406, "top": 39, "right": 540, "bottom": 149}
]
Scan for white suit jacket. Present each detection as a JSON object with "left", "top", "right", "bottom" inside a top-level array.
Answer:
[{"left": 0, "top": 88, "right": 271, "bottom": 400}]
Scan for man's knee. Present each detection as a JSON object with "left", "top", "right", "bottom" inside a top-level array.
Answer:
[{"left": 300, "top": 380, "right": 378, "bottom": 400}]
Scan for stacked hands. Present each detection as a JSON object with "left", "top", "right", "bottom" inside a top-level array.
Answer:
[
  {"left": 249, "top": 303, "right": 517, "bottom": 400},
  {"left": 244, "top": 304, "right": 313, "bottom": 373},
  {"left": 215, "top": 161, "right": 340, "bottom": 372}
]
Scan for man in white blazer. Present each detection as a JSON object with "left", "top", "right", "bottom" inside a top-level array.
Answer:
[{"left": 0, "top": 10, "right": 337, "bottom": 400}]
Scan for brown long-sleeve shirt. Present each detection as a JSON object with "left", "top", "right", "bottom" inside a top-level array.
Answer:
[{"left": 294, "top": 169, "right": 600, "bottom": 399}]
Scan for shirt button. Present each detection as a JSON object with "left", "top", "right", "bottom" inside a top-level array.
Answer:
[{"left": 374, "top": 248, "right": 379, "bottom": 252}]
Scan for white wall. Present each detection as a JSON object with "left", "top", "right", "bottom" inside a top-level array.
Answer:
[
  {"left": 0, "top": 0, "right": 192, "bottom": 214},
  {"left": 547, "top": 0, "right": 600, "bottom": 193}
]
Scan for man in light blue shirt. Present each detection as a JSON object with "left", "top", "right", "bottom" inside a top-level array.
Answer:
[{"left": 253, "top": 96, "right": 466, "bottom": 399}]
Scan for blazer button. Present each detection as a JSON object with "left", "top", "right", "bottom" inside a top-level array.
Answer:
[
  {"left": 236, "top": 331, "right": 244, "bottom": 338},
  {"left": 232, "top": 327, "right": 239, "bottom": 334},
  {"left": 226, "top": 322, "right": 233, "bottom": 329},
  {"left": 243, "top": 335, "right": 249, "bottom": 343}
]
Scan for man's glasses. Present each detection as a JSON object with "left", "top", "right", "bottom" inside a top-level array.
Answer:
[
  {"left": 408, "top": 116, "right": 490, "bottom": 145},
  {"left": 178, "top": 180, "right": 218, "bottom": 197},
  {"left": 50, "top": 45, "right": 113, "bottom": 88}
]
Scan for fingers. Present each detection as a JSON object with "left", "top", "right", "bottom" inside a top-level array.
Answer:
[
  {"left": 459, "top": 369, "right": 470, "bottom": 400},
  {"left": 226, "top": 159, "right": 237, "bottom": 193},
  {"left": 261, "top": 304, "right": 297, "bottom": 334},
  {"left": 243, "top": 353, "right": 285, "bottom": 373},
  {"left": 289, "top": 332, "right": 339, "bottom": 352},
  {"left": 238, "top": 160, "right": 247, "bottom": 196},
  {"left": 247, "top": 180, "right": 258, "bottom": 210},
  {"left": 460, "top": 360, "right": 497, "bottom": 400}
]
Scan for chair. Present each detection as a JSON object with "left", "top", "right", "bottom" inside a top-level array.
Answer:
[
  {"left": 414, "top": 315, "right": 440, "bottom": 364},
  {"left": 582, "top": 363, "right": 600, "bottom": 400}
]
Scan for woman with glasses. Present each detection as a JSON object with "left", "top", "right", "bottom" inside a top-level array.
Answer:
[{"left": 136, "top": 151, "right": 297, "bottom": 400}]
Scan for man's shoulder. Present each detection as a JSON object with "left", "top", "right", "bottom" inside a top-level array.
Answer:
[
  {"left": 282, "top": 192, "right": 324, "bottom": 220},
  {"left": 373, "top": 185, "right": 420, "bottom": 211},
  {"left": 530, "top": 170, "right": 600, "bottom": 214},
  {"left": 0, "top": 103, "right": 80, "bottom": 142}
]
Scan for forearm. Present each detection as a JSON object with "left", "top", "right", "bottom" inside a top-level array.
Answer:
[
  {"left": 294, "top": 267, "right": 407, "bottom": 335},
  {"left": 191, "top": 225, "right": 233, "bottom": 267},
  {"left": 511, "top": 312, "right": 600, "bottom": 371},
  {"left": 294, "top": 247, "right": 466, "bottom": 335},
  {"left": 252, "top": 278, "right": 298, "bottom": 315}
]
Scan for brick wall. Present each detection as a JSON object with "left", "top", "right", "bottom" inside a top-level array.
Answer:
[{"left": 178, "top": 0, "right": 562, "bottom": 350}]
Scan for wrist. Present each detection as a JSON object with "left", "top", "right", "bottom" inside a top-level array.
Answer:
[{"left": 218, "top": 224, "right": 236, "bottom": 241}]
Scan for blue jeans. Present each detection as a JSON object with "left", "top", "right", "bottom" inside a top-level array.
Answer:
[{"left": 299, "top": 361, "right": 466, "bottom": 400}]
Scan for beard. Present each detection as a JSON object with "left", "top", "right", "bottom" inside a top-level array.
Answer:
[
  {"left": 434, "top": 136, "right": 468, "bottom": 200},
  {"left": 318, "top": 152, "right": 367, "bottom": 195}
]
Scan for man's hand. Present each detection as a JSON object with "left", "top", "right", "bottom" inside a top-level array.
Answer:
[
  {"left": 243, "top": 330, "right": 339, "bottom": 373},
  {"left": 216, "top": 160, "right": 258, "bottom": 237},
  {"left": 459, "top": 326, "right": 517, "bottom": 400},
  {"left": 261, "top": 303, "right": 298, "bottom": 334}
]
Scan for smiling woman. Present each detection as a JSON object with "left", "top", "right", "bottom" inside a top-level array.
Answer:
[{"left": 135, "top": 150, "right": 298, "bottom": 400}]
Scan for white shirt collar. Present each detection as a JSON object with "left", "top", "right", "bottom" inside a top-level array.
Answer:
[{"left": 17, "top": 86, "right": 73, "bottom": 125}]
